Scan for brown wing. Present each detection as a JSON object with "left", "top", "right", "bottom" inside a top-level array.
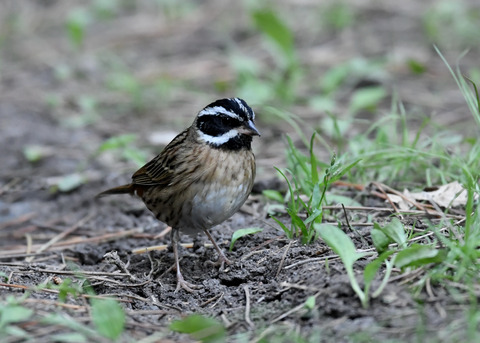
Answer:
[{"left": 131, "top": 128, "right": 189, "bottom": 187}]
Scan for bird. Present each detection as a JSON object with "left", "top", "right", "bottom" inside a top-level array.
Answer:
[{"left": 97, "top": 98, "right": 260, "bottom": 292}]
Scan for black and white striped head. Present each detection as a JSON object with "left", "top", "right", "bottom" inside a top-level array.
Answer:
[{"left": 195, "top": 98, "right": 260, "bottom": 150}]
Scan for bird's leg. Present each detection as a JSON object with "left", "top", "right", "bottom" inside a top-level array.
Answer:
[
  {"left": 171, "top": 228, "right": 199, "bottom": 292},
  {"left": 203, "top": 228, "right": 232, "bottom": 271}
]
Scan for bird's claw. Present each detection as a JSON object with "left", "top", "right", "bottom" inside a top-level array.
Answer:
[
  {"left": 174, "top": 272, "right": 201, "bottom": 293},
  {"left": 206, "top": 255, "right": 233, "bottom": 272}
]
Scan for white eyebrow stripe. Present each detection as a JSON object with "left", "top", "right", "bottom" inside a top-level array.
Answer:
[
  {"left": 198, "top": 106, "right": 240, "bottom": 119},
  {"left": 197, "top": 129, "right": 239, "bottom": 145},
  {"left": 232, "top": 97, "right": 255, "bottom": 120},
  {"left": 233, "top": 98, "right": 247, "bottom": 112}
]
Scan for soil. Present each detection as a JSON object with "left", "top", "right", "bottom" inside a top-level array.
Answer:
[{"left": 1, "top": 1, "right": 479, "bottom": 342}]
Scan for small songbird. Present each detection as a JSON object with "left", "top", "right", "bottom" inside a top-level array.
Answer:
[{"left": 97, "top": 98, "right": 260, "bottom": 292}]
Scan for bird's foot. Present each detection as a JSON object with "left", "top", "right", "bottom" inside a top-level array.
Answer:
[
  {"left": 206, "top": 254, "right": 233, "bottom": 272},
  {"left": 202, "top": 229, "right": 233, "bottom": 271},
  {"left": 175, "top": 271, "right": 201, "bottom": 293}
]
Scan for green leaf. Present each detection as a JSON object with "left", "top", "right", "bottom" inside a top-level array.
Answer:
[
  {"left": 262, "top": 190, "right": 284, "bottom": 203},
  {"left": 316, "top": 223, "right": 370, "bottom": 307},
  {"left": 230, "top": 227, "right": 263, "bottom": 251},
  {"left": 321, "top": 64, "right": 349, "bottom": 93},
  {"left": 97, "top": 134, "right": 137, "bottom": 153},
  {"left": 23, "top": 145, "right": 45, "bottom": 162},
  {"left": 304, "top": 296, "right": 316, "bottom": 310},
  {"left": 349, "top": 86, "right": 387, "bottom": 113},
  {"left": 170, "top": 314, "right": 225, "bottom": 343},
  {"left": 395, "top": 244, "right": 446, "bottom": 269},
  {"left": 309, "top": 96, "right": 336, "bottom": 112},
  {"left": 66, "top": 8, "right": 91, "bottom": 49},
  {"left": 316, "top": 224, "right": 368, "bottom": 267},
  {"left": 371, "top": 226, "right": 391, "bottom": 253},
  {"left": 304, "top": 208, "right": 322, "bottom": 225},
  {"left": 374, "top": 218, "right": 407, "bottom": 248},
  {"left": 266, "top": 204, "right": 286, "bottom": 216},
  {"left": 0, "top": 306, "right": 33, "bottom": 327},
  {"left": 407, "top": 59, "right": 427, "bottom": 74},
  {"left": 251, "top": 8, "right": 295, "bottom": 62},
  {"left": 90, "top": 298, "right": 125, "bottom": 340},
  {"left": 57, "top": 173, "right": 85, "bottom": 193}
]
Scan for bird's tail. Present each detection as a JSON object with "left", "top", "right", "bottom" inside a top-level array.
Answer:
[{"left": 96, "top": 184, "right": 135, "bottom": 198}]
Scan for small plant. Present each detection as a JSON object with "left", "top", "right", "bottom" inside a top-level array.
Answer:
[
  {"left": 23, "top": 145, "right": 48, "bottom": 163},
  {"left": 65, "top": 1, "right": 123, "bottom": 50},
  {"left": 170, "top": 314, "right": 225, "bottom": 343},
  {"left": 0, "top": 296, "right": 34, "bottom": 340},
  {"left": 348, "top": 86, "right": 387, "bottom": 114},
  {"left": 272, "top": 132, "right": 359, "bottom": 244},
  {"left": 371, "top": 218, "right": 407, "bottom": 253},
  {"left": 0, "top": 277, "right": 126, "bottom": 341},
  {"left": 47, "top": 277, "right": 84, "bottom": 302},
  {"left": 316, "top": 223, "right": 393, "bottom": 308},
  {"left": 96, "top": 133, "right": 148, "bottom": 167},
  {"left": 316, "top": 218, "right": 448, "bottom": 308},
  {"left": 51, "top": 173, "right": 86, "bottom": 193},
  {"left": 47, "top": 276, "right": 126, "bottom": 340},
  {"left": 231, "top": 5, "right": 302, "bottom": 104},
  {"left": 373, "top": 219, "right": 446, "bottom": 270},
  {"left": 65, "top": 7, "right": 91, "bottom": 49}
]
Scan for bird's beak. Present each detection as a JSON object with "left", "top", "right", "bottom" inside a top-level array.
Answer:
[{"left": 239, "top": 119, "right": 261, "bottom": 136}]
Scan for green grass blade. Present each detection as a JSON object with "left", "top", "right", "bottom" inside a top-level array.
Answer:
[
  {"left": 272, "top": 216, "right": 293, "bottom": 239},
  {"left": 251, "top": 8, "right": 295, "bottom": 63},
  {"left": 363, "top": 250, "right": 395, "bottom": 297},
  {"left": 310, "top": 132, "right": 319, "bottom": 184},
  {"left": 230, "top": 227, "right": 263, "bottom": 251}
]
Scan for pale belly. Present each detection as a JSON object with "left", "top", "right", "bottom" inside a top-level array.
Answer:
[{"left": 176, "top": 181, "right": 251, "bottom": 235}]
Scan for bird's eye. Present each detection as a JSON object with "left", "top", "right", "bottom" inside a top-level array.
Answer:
[{"left": 219, "top": 116, "right": 237, "bottom": 128}]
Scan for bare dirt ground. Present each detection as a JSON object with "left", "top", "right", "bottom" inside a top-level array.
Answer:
[{"left": 1, "top": 1, "right": 479, "bottom": 342}]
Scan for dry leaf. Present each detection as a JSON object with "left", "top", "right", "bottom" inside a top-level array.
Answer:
[{"left": 404, "top": 181, "right": 470, "bottom": 208}]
